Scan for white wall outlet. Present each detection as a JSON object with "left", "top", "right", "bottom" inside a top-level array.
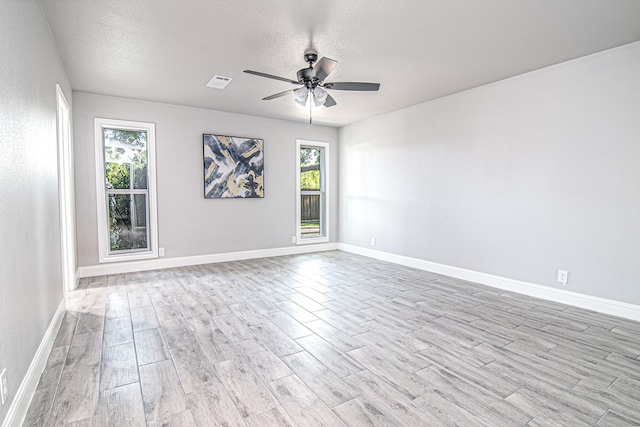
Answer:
[
  {"left": 1, "top": 368, "right": 8, "bottom": 405},
  {"left": 292, "top": 236, "right": 297, "bottom": 244},
  {"left": 158, "top": 247, "right": 165, "bottom": 257},
  {"left": 370, "top": 237, "right": 376, "bottom": 247},
  {"left": 557, "top": 270, "right": 568, "bottom": 285}
]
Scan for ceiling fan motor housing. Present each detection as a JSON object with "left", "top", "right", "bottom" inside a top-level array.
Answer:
[
  {"left": 303, "top": 48, "right": 318, "bottom": 64},
  {"left": 297, "top": 67, "right": 316, "bottom": 88}
]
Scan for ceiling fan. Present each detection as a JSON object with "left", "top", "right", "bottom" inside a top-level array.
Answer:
[{"left": 244, "top": 48, "right": 380, "bottom": 122}]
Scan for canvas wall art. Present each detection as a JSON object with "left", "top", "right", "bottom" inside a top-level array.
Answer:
[{"left": 203, "top": 134, "right": 264, "bottom": 198}]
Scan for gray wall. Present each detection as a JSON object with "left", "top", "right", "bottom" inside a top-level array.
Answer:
[
  {"left": 73, "top": 93, "right": 339, "bottom": 268},
  {"left": 339, "top": 42, "right": 640, "bottom": 305},
  {"left": 0, "top": 1, "right": 71, "bottom": 422}
]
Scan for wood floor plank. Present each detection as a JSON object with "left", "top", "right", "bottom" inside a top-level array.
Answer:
[
  {"left": 344, "top": 370, "right": 446, "bottom": 426},
  {"left": 282, "top": 350, "right": 358, "bottom": 408},
  {"left": 244, "top": 407, "right": 294, "bottom": 427},
  {"left": 48, "top": 364, "right": 100, "bottom": 425},
  {"left": 596, "top": 409, "right": 640, "bottom": 427},
  {"left": 130, "top": 305, "right": 160, "bottom": 332},
  {"left": 214, "top": 313, "right": 256, "bottom": 342},
  {"left": 353, "top": 330, "right": 431, "bottom": 372},
  {"left": 105, "top": 297, "right": 130, "bottom": 320},
  {"left": 215, "top": 358, "right": 278, "bottom": 418},
  {"left": 251, "top": 321, "right": 304, "bottom": 357},
  {"left": 474, "top": 342, "right": 582, "bottom": 387},
  {"left": 103, "top": 317, "right": 133, "bottom": 347},
  {"left": 347, "top": 345, "right": 430, "bottom": 399},
  {"left": 76, "top": 308, "right": 106, "bottom": 334},
  {"left": 332, "top": 397, "right": 396, "bottom": 426},
  {"left": 23, "top": 387, "right": 56, "bottom": 427},
  {"left": 266, "top": 310, "right": 313, "bottom": 339},
  {"left": 188, "top": 316, "right": 237, "bottom": 364},
  {"left": 304, "top": 318, "right": 365, "bottom": 353},
  {"left": 66, "top": 331, "right": 102, "bottom": 368},
  {"left": 505, "top": 388, "right": 595, "bottom": 427},
  {"left": 96, "top": 382, "right": 145, "bottom": 427},
  {"left": 482, "top": 358, "right": 608, "bottom": 422},
  {"left": 268, "top": 374, "right": 346, "bottom": 426},
  {"left": 418, "top": 345, "right": 519, "bottom": 398},
  {"left": 275, "top": 300, "right": 319, "bottom": 323},
  {"left": 100, "top": 342, "right": 138, "bottom": 391},
  {"left": 295, "top": 334, "right": 363, "bottom": 378},
  {"left": 233, "top": 338, "right": 293, "bottom": 383},
  {"left": 187, "top": 383, "right": 247, "bottom": 427},
  {"left": 139, "top": 359, "right": 189, "bottom": 422},
  {"left": 134, "top": 327, "right": 171, "bottom": 366},
  {"left": 53, "top": 311, "right": 79, "bottom": 347},
  {"left": 127, "top": 289, "right": 153, "bottom": 308},
  {"left": 160, "top": 316, "right": 198, "bottom": 349},
  {"left": 36, "top": 345, "right": 68, "bottom": 391},
  {"left": 417, "top": 365, "right": 531, "bottom": 425},
  {"left": 170, "top": 341, "right": 219, "bottom": 394},
  {"left": 147, "top": 409, "right": 197, "bottom": 427}
]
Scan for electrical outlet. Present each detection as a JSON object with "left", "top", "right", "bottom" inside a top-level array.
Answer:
[
  {"left": 291, "top": 236, "right": 297, "bottom": 244},
  {"left": 557, "top": 270, "right": 568, "bottom": 285},
  {"left": 1, "top": 368, "right": 8, "bottom": 405},
  {"left": 158, "top": 247, "right": 165, "bottom": 257},
  {"left": 370, "top": 237, "right": 376, "bottom": 247}
]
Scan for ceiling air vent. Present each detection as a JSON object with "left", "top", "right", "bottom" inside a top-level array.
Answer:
[{"left": 206, "top": 75, "right": 233, "bottom": 89}]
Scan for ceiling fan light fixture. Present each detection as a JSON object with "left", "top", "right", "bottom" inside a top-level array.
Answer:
[
  {"left": 294, "top": 87, "right": 308, "bottom": 106},
  {"left": 313, "top": 87, "right": 328, "bottom": 106}
]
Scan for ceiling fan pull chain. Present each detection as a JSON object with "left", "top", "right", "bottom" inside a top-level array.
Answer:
[{"left": 309, "top": 93, "right": 312, "bottom": 124}]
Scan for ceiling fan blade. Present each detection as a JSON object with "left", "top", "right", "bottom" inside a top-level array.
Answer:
[
  {"left": 311, "top": 57, "right": 338, "bottom": 82},
  {"left": 323, "top": 93, "right": 337, "bottom": 108},
  {"left": 324, "top": 82, "right": 380, "bottom": 91},
  {"left": 262, "top": 89, "right": 296, "bottom": 100},
  {"left": 244, "top": 70, "right": 299, "bottom": 85}
]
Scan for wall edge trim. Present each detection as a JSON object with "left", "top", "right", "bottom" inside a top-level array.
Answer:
[
  {"left": 338, "top": 243, "right": 640, "bottom": 322},
  {"left": 77, "top": 243, "right": 339, "bottom": 277},
  {"left": 2, "top": 299, "right": 66, "bottom": 427}
]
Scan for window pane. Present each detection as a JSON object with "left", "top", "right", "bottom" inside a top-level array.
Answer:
[
  {"left": 105, "top": 162, "right": 130, "bottom": 189},
  {"left": 300, "top": 147, "right": 321, "bottom": 190},
  {"left": 133, "top": 193, "right": 147, "bottom": 228},
  {"left": 104, "top": 128, "right": 148, "bottom": 190},
  {"left": 108, "top": 193, "right": 148, "bottom": 252},
  {"left": 133, "top": 162, "right": 148, "bottom": 189},
  {"left": 300, "top": 194, "right": 320, "bottom": 237}
]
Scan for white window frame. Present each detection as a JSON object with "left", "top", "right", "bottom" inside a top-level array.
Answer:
[
  {"left": 95, "top": 118, "right": 158, "bottom": 263},
  {"left": 296, "top": 139, "right": 329, "bottom": 245}
]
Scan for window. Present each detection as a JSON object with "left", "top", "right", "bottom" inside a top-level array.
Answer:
[
  {"left": 296, "top": 140, "right": 329, "bottom": 244},
  {"left": 95, "top": 118, "right": 158, "bottom": 262}
]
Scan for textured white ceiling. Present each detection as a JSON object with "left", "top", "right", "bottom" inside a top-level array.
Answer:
[{"left": 40, "top": 0, "right": 640, "bottom": 126}]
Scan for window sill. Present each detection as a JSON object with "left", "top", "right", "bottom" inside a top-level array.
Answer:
[
  {"left": 99, "top": 250, "right": 158, "bottom": 263},
  {"left": 296, "top": 236, "right": 329, "bottom": 245}
]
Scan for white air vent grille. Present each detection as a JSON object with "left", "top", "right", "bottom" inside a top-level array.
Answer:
[{"left": 207, "top": 75, "right": 233, "bottom": 89}]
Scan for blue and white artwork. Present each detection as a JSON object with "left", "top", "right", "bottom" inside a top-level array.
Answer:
[{"left": 203, "top": 134, "right": 264, "bottom": 198}]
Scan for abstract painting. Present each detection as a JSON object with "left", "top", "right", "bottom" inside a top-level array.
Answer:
[{"left": 203, "top": 134, "right": 264, "bottom": 198}]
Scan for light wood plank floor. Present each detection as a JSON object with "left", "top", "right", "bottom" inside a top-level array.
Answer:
[{"left": 25, "top": 251, "right": 640, "bottom": 426}]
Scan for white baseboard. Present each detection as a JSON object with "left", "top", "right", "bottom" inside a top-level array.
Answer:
[
  {"left": 75, "top": 241, "right": 640, "bottom": 322},
  {"left": 77, "top": 243, "right": 339, "bottom": 278},
  {"left": 2, "top": 299, "right": 66, "bottom": 427},
  {"left": 338, "top": 243, "right": 640, "bottom": 322}
]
